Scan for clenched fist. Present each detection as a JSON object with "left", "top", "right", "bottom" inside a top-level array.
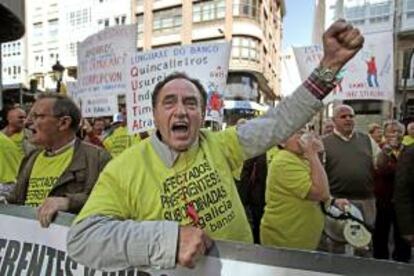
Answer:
[{"left": 320, "top": 19, "right": 364, "bottom": 74}]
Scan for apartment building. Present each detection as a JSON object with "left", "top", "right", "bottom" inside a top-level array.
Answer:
[
  {"left": 23, "top": 0, "right": 133, "bottom": 91},
  {"left": 133, "top": 0, "right": 285, "bottom": 103},
  {"left": 3, "top": 0, "right": 284, "bottom": 105}
]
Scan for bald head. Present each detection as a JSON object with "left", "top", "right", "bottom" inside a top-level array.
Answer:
[{"left": 6, "top": 107, "right": 26, "bottom": 132}]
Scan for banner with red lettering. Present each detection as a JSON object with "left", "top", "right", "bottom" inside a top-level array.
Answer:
[
  {"left": 292, "top": 31, "right": 394, "bottom": 102},
  {"left": 124, "top": 42, "right": 231, "bottom": 133},
  {"left": 77, "top": 24, "right": 137, "bottom": 97}
]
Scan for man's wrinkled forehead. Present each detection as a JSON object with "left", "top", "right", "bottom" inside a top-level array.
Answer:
[{"left": 159, "top": 79, "right": 200, "bottom": 99}]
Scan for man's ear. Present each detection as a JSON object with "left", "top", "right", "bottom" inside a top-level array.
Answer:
[{"left": 58, "top": 116, "right": 73, "bottom": 131}]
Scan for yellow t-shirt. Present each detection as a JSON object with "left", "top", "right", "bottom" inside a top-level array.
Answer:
[
  {"left": 9, "top": 131, "right": 24, "bottom": 155},
  {"left": 103, "top": 126, "right": 141, "bottom": 157},
  {"left": 402, "top": 135, "right": 414, "bottom": 146},
  {"left": 0, "top": 132, "right": 23, "bottom": 183},
  {"left": 260, "top": 150, "right": 324, "bottom": 250},
  {"left": 24, "top": 147, "right": 74, "bottom": 207},
  {"left": 266, "top": 146, "right": 280, "bottom": 164},
  {"left": 76, "top": 128, "right": 253, "bottom": 243}
]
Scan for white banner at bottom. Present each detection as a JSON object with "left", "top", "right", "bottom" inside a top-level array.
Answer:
[{"left": 0, "top": 213, "right": 340, "bottom": 276}]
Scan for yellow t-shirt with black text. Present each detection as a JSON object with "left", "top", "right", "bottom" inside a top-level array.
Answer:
[
  {"left": 9, "top": 131, "right": 24, "bottom": 155},
  {"left": 260, "top": 150, "right": 324, "bottom": 250},
  {"left": 24, "top": 147, "right": 74, "bottom": 206},
  {"left": 76, "top": 127, "right": 253, "bottom": 243},
  {"left": 0, "top": 132, "right": 23, "bottom": 183},
  {"left": 103, "top": 126, "right": 141, "bottom": 157}
]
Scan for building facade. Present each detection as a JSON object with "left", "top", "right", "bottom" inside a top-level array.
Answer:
[
  {"left": 2, "top": 0, "right": 284, "bottom": 105},
  {"left": 318, "top": 0, "right": 414, "bottom": 123},
  {"left": 133, "top": 0, "right": 285, "bottom": 103}
]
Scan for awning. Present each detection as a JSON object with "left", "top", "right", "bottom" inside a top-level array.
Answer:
[{"left": 224, "top": 100, "right": 269, "bottom": 112}]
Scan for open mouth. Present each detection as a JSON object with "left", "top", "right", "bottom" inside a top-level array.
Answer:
[
  {"left": 171, "top": 122, "right": 189, "bottom": 134},
  {"left": 27, "top": 126, "right": 37, "bottom": 135}
]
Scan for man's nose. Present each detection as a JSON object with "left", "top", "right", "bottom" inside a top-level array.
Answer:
[
  {"left": 175, "top": 102, "right": 187, "bottom": 116},
  {"left": 24, "top": 116, "right": 33, "bottom": 127}
]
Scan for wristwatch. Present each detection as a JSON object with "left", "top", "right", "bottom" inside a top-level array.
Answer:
[{"left": 315, "top": 65, "right": 337, "bottom": 84}]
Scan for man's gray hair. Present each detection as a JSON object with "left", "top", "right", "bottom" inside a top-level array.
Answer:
[
  {"left": 383, "top": 120, "right": 405, "bottom": 134},
  {"left": 332, "top": 104, "right": 354, "bottom": 118},
  {"left": 37, "top": 93, "right": 81, "bottom": 132}
]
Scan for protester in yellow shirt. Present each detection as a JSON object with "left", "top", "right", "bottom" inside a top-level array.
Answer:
[
  {"left": 261, "top": 130, "right": 329, "bottom": 250},
  {"left": 103, "top": 109, "right": 144, "bottom": 157},
  {"left": 7, "top": 94, "right": 111, "bottom": 228},
  {"left": 1, "top": 106, "right": 35, "bottom": 156},
  {"left": 0, "top": 132, "right": 23, "bottom": 197},
  {"left": 67, "top": 20, "right": 364, "bottom": 271}
]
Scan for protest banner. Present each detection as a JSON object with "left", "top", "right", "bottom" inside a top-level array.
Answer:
[
  {"left": 125, "top": 42, "right": 231, "bottom": 133},
  {"left": 77, "top": 24, "right": 137, "bottom": 97},
  {"left": 292, "top": 31, "right": 394, "bottom": 103},
  {"left": 66, "top": 81, "right": 81, "bottom": 105},
  {"left": 1, "top": 205, "right": 413, "bottom": 276},
  {"left": 81, "top": 94, "right": 118, "bottom": 118}
]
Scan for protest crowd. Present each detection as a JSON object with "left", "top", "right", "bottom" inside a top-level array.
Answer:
[{"left": 1, "top": 19, "right": 414, "bottom": 272}]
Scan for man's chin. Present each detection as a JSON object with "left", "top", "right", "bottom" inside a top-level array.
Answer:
[{"left": 170, "top": 140, "right": 193, "bottom": 152}]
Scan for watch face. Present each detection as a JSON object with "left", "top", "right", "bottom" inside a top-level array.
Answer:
[
  {"left": 321, "top": 69, "right": 335, "bottom": 82},
  {"left": 324, "top": 71, "right": 335, "bottom": 82}
]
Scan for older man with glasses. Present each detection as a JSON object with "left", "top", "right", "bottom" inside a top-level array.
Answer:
[{"left": 6, "top": 93, "right": 111, "bottom": 228}]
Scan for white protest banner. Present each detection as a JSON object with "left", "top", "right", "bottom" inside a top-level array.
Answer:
[
  {"left": 293, "top": 31, "right": 394, "bottom": 103},
  {"left": 81, "top": 94, "right": 118, "bottom": 118},
  {"left": 292, "top": 45, "right": 323, "bottom": 82},
  {"left": 66, "top": 81, "right": 81, "bottom": 105},
  {"left": 77, "top": 24, "right": 137, "bottom": 97},
  {"left": 0, "top": 210, "right": 341, "bottom": 276},
  {"left": 125, "top": 42, "right": 231, "bottom": 133}
]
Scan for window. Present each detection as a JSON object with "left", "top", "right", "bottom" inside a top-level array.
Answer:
[
  {"left": 68, "top": 43, "right": 77, "bottom": 57},
  {"left": 369, "top": 1, "right": 391, "bottom": 24},
  {"left": 136, "top": 14, "right": 144, "bottom": 36},
  {"left": 349, "top": 19, "right": 365, "bottom": 26},
  {"left": 48, "top": 19, "right": 59, "bottom": 37},
  {"left": 345, "top": 5, "right": 366, "bottom": 20},
  {"left": 114, "top": 15, "right": 127, "bottom": 25},
  {"left": 34, "top": 54, "right": 44, "bottom": 69},
  {"left": 193, "top": 0, "right": 225, "bottom": 23},
  {"left": 153, "top": 7, "right": 182, "bottom": 33},
  {"left": 104, "top": 18, "right": 110, "bottom": 27},
  {"left": 231, "top": 36, "right": 260, "bottom": 62},
  {"left": 406, "top": 0, "right": 414, "bottom": 18},
  {"left": 68, "top": 8, "right": 90, "bottom": 28},
  {"left": 233, "top": 0, "right": 259, "bottom": 21},
  {"left": 33, "top": 22, "right": 43, "bottom": 40}
]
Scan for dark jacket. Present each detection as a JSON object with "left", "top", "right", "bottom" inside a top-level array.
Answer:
[
  {"left": 394, "top": 145, "right": 414, "bottom": 235},
  {"left": 374, "top": 145, "right": 403, "bottom": 203},
  {"left": 7, "top": 139, "right": 111, "bottom": 213}
]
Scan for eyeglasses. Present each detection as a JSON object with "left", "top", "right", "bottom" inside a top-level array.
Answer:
[{"left": 28, "top": 113, "right": 58, "bottom": 120}]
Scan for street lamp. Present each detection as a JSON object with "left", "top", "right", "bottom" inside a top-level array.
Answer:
[{"left": 52, "top": 60, "right": 65, "bottom": 93}]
